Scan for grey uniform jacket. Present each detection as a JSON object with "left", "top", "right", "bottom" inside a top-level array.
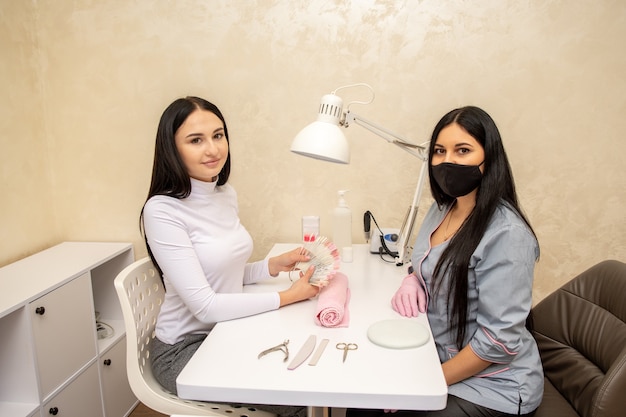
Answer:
[{"left": 411, "top": 202, "right": 543, "bottom": 414}]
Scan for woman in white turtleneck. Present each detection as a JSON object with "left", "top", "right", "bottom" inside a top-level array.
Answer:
[{"left": 140, "top": 96, "right": 318, "bottom": 417}]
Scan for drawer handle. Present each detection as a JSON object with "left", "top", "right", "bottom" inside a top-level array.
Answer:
[
  {"left": 49, "top": 407, "right": 59, "bottom": 415},
  {"left": 103, "top": 359, "right": 112, "bottom": 366},
  {"left": 35, "top": 306, "right": 46, "bottom": 315}
]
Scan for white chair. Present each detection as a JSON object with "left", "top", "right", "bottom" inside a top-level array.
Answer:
[{"left": 114, "top": 257, "right": 277, "bottom": 417}]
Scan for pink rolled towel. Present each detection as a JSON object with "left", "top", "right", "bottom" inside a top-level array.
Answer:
[{"left": 315, "top": 272, "right": 351, "bottom": 327}]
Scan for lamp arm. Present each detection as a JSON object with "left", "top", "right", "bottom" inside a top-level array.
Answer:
[
  {"left": 395, "top": 161, "right": 428, "bottom": 265},
  {"left": 342, "top": 110, "right": 429, "bottom": 265},
  {"left": 344, "top": 111, "right": 428, "bottom": 161}
]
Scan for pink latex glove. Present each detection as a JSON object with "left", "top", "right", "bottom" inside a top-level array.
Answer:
[{"left": 391, "top": 273, "right": 427, "bottom": 317}]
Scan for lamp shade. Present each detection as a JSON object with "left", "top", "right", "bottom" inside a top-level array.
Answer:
[{"left": 290, "top": 93, "right": 350, "bottom": 164}]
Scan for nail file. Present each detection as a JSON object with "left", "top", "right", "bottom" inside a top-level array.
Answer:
[
  {"left": 308, "top": 338, "right": 329, "bottom": 366},
  {"left": 287, "top": 335, "right": 317, "bottom": 370}
]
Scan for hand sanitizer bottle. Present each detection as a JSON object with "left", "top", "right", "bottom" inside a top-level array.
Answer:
[{"left": 333, "top": 190, "right": 352, "bottom": 262}]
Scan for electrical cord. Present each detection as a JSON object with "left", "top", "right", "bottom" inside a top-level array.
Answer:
[
  {"left": 96, "top": 320, "right": 114, "bottom": 339},
  {"left": 364, "top": 210, "right": 399, "bottom": 263}
]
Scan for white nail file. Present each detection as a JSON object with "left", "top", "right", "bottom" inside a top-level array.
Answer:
[
  {"left": 308, "top": 338, "right": 329, "bottom": 366},
  {"left": 287, "top": 335, "right": 317, "bottom": 370}
]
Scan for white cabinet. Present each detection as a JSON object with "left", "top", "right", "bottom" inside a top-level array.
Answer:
[
  {"left": 100, "top": 338, "right": 136, "bottom": 417},
  {"left": 30, "top": 273, "right": 97, "bottom": 399},
  {"left": 0, "top": 242, "right": 137, "bottom": 417},
  {"left": 42, "top": 363, "right": 103, "bottom": 417}
]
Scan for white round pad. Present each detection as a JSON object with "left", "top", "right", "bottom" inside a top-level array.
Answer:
[{"left": 367, "top": 319, "right": 430, "bottom": 349}]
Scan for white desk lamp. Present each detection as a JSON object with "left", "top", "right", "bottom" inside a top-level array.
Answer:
[{"left": 290, "top": 83, "right": 429, "bottom": 266}]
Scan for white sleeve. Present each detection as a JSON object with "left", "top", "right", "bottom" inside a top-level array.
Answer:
[
  {"left": 244, "top": 259, "right": 271, "bottom": 285},
  {"left": 143, "top": 199, "right": 279, "bottom": 323}
]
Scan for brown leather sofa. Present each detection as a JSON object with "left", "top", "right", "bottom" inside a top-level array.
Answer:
[{"left": 532, "top": 259, "right": 626, "bottom": 417}]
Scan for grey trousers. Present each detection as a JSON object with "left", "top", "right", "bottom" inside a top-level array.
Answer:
[{"left": 150, "top": 334, "right": 307, "bottom": 417}]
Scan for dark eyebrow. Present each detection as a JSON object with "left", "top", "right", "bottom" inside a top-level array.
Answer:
[
  {"left": 433, "top": 142, "right": 476, "bottom": 149},
  {"left": 434, "top": 142, "right": 475, "bottom": 147},
  {"left": 185, "top": 132, "right": 203, "bottom": 139},
  {"left": 185, "top": 127, "right": 224, "bottom": 139}
]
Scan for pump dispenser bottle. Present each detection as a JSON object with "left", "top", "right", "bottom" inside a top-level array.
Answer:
[{"left": 333, "top": 190, "right": 352, "bottom": 262}]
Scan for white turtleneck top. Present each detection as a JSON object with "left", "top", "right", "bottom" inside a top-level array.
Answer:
[{"left": 142, "top": 178, "right": 280, "bottom": 345}]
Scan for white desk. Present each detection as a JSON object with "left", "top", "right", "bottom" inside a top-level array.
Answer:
[{"left": 177, "top": 244, "right": 447, "bottom": 411}]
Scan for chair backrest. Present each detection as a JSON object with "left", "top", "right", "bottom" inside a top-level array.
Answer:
[
  {"left": 532, "top": 260, "right": 626, "bottom": 417},
  {"left": 114, "top": 258, "right": 166, "bottom": 402},
  {"left": 114, "top": 257, "right": 277, "bottom": 416}
]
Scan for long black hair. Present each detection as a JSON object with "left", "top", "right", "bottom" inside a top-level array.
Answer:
[
  {"left": 428, "top": 106, "right": 538, "bottom": 348},
  {"left": 139, "top": 96, "right": 231, "bottom": 278}
]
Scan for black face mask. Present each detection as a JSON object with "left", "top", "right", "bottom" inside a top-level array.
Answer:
[{"left": 431, "top": 162, "right": 484, "bottom": 197}]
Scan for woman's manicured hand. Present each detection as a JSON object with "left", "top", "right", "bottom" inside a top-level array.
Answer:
[
  {"left": 279, "top": 265, "right": 319, "bottom": 307},
  {"left": 268, "top": 247, "right": 310, "bottom": 276}
]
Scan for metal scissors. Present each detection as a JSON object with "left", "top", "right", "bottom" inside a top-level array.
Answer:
[
  {"left": 336, "top": 342, "right": 358, "bottom": 362},
  {"left": 258, "top": 339, "right": 290, "bottom": 362}
]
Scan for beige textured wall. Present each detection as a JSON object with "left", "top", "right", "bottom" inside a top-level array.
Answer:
[
  {"left": 0, "top": 0, "right": 61, "bottom": 260},
  {"left": 1, "top": 0, "right": 624, "bottom": 302}
]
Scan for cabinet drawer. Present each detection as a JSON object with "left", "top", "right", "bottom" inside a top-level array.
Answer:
[
  {"left": 30, "top": 273, "right": 97, "bottom": 398},
  {"left": 42, "top": 362, "right": 103, "bottom": 417},
  {"left": 100, "top": 338, "right": 136, "bottom": 417}
]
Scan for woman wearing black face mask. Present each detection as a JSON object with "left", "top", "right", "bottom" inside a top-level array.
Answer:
[{"left": 348, "top": 107, "right": 542, "bottom": 417}]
